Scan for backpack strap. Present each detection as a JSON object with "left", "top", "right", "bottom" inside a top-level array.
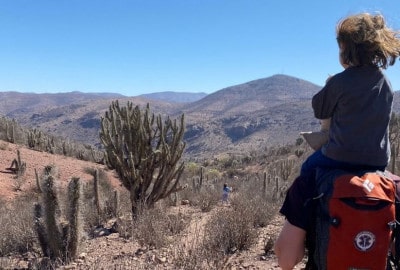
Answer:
[
  {"left": 387, "top": 194, "right": 400, "bottom": 269},
  {"left": 383, "top": 171, "right": 400, "bottom": 270}
]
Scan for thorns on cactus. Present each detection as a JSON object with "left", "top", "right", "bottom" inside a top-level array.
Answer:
[
  {"left": 66, "top": 177, "right": 81, "bottom": 260},
  {"left": 34, "top": 169, "right": 82, "bottom": 263}
]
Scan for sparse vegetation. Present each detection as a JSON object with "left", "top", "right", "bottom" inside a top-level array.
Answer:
[
  {"left": 0, "top": 137, "right": 302, "bottom": 268},
  {"left": 2, "top": 97, "right": 399, "bottom": 269},
  {"left": 0, "top": 197, "right": 36, "bottom": 256}
]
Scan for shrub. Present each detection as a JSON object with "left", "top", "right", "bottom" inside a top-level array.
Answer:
[
  {"left": 133, "top": 205, "right": 190, "bottom": 249},
  {"left": 187, "top": 185, "right": 220, "bottom": 212},
  {"left": 0, "top": 197, "right": 36, "bottom": 256},
  {"left": 203, "top": 207, "right": 257, "bottom": 254},
  {"left": 231, "top": 193, "right": 278, "bottom": 228},
  {"left": 172, "top": 243, "right": 229, "bottom": 270}
]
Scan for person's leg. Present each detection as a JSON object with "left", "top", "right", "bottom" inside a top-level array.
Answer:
[
  {"left": 275, "top": 174, "right": 316, "bottom": 269},
  {"left": 222, "top": 193, "right": 228, "bottom": 203},
  {"left": 274, "top": 220, "right": 306, "bottom": 270},
  {"left": 301, "top": 149, "right": 324, "bottom": 175},
  {"left": 301, "top": 149, "right": 365, "bottom": 175}
]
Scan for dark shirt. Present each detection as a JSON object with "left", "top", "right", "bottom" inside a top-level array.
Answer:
[{"left": 312, "top": 65, "right": 393, "bottom": 167}]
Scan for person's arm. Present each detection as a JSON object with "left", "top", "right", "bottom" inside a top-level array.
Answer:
[
  {"left": 274, "top": 220, "right": 306, "bottom": 270},
  {"left": 312, "top": 75, "right": 339, "bottom": 120}
]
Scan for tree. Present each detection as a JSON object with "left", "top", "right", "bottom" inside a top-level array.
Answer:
[{"left": 99, "top": 101, "right": 186, "bottom": 218}]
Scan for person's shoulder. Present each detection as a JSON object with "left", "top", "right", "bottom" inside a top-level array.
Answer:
[{"left": 319, "top": 71, "right": 345, "bottom": 93}]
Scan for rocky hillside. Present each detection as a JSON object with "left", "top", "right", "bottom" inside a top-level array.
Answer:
[{"left": 2, "top": 74, "right": 399, "bottom": 158}]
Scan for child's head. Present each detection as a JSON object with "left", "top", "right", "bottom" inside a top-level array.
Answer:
[{"left": 336, "top": 13, "right": 400, "bottom": 69}]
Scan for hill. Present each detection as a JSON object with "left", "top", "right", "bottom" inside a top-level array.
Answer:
[
  {"left": 139, "top": 91, "right": 207, "bottom": 103},
  {"left": 2, "top": 74, "right": 398, "bottom": 158}
]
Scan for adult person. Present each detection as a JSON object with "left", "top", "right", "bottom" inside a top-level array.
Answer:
[{"left": 274, "top": 12, "right": 400, "bottom": 270}]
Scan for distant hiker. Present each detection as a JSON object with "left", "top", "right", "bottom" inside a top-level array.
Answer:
[
  {"left": 222, "top": 183, "right": 232, "bottom": 204},
  {"left": 274, "top": 12, "right": 400, "bottom": 270}
]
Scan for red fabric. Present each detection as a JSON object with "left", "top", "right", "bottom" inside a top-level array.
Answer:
[{"left": 326, "top": 173, "right": 395, "bottom": 269}]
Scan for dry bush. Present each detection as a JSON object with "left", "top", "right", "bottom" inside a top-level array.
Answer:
[
  {"left": 133, "top": 205, "right": 190, "bottom": 249},
  {"left": 182, "top": 185, "right": 220, "bottom": 212},
  {"left": 0, "top": 196, "right": 37, "bottom": 256},
  {"left": 231, "top": 177, "right": 280, "bottom": 228},
  {"left": 202, "top": 207, "right": 257, "bottom": 255},
  {"left": 81, "top": 168, "right": 122, "bottom": 229},
  {"left": 172, "top": 243, "right": 229, "bottom": 270},
  {"left": 0, "top": 141, "right": 9, "bottom": 150},
  {"left": 231, "top": 194, "right": 278, "bottom": 228}
]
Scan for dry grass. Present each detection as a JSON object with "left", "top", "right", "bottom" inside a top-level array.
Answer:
[{"left": 0, "top": 196, "right": 37, "bottom": 256}]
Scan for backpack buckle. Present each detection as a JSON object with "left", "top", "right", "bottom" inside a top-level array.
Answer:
[{"left": 388, "top": 220, "right": 399, "bottom": 230}]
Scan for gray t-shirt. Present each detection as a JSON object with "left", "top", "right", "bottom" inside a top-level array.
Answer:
[{"left": 312, "top": 65, "right": 393, "bottom": 167}]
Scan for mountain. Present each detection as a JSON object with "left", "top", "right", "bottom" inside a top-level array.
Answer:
[
  {"left": 139, "top": 91, "right": 207, "bottom": 103},
  {"left": 2, "top": 74, "right": 397, "bottom": 158},
  {"left": 178, "top": 75, "right": 322, "bottom": 156},
  {"left": 0, "top": 91, "right": 125, "bottom": 120},
  {"left": 180, "top": 75, "right": 317, "bottom": 115}
]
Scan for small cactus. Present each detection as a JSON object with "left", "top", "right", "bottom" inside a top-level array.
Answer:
[
  {"left": 7, "top": 149, "right": 26, "bottom": 177},
  {"left": 34, "top": 169, "right": 82, "bottom": 263}
]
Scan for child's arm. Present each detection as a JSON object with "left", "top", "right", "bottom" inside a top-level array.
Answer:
[{"left": 320, "top": 118, "right": 331, "bottom": 131}]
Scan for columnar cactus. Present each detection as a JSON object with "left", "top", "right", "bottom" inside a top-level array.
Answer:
[
  {"left": 34, "top": 172, "right": 82, "bottom": 263},
  {"left": 66, "top": 177, "right": 81, "bottom": 260},
  {"left": 99, "top": 101, "right": 186, "bottom": 218},
  {"left": 5, "top": 120, "right": 15, "bottom": 143},
  {"left": 9, "top": 149, "right": 26, "bottom": 177},
  {"left": 27, "top": 129, "right": 43, "bottom": 149},
  {"left": 93, "top": 169, "right": 101, "bottom": 224}
]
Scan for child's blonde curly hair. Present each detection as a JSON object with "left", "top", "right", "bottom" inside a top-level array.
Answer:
[{"left": 336, "top": 13, "right": 400, "bottom": 69}]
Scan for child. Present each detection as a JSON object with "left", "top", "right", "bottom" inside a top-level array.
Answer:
[
  {"left": 222, "top": 183, "right": 232, "bottom": 204},
  {"left": 274, "top": 12, "right": 400, "bottom": 270}
]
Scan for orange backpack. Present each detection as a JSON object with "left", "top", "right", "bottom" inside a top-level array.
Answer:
[{"left": 313, "top": 169, "right": 396, "bottom": 270}]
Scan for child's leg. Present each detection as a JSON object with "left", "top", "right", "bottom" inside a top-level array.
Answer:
[
  {"left": 301, "top": 149, "right": 355, "bottom": 175},
  {"left": 301, "top": 149, "right": 325, "bottom": 175}
]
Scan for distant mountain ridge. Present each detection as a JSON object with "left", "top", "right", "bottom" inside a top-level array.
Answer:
[
  {"left": 180, "top": 75, "right": 320, "bottom": 116},
  {"left": 139, "top": 91, "right": 207, "bottom": 103},
  {"left": 1, "top": 74, "right": 399, "bottom": 158}
]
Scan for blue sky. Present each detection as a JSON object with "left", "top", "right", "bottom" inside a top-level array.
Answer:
[{"left": 0, "top": 0, "right": 400, "bottom": 96}]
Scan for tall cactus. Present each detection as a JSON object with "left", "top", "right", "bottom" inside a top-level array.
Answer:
[
  {"left": 93, "top": 169, "right": 101, "bottom": 224},
  {"left": 34, "top": 172, "right": 82, "bottom": 263},
  {"left": 99, "top": 101, "right": 186, "bottom": 218},
  {"left": 66, "top": 177, "right": 81, "bottom": 260},
  {"left": 5, "top": 120, "right": 15, "bottom": 143}
]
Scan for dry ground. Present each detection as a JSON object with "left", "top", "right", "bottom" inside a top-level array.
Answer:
[{"left": 0, "top": 140, "right": 307, "bottom": 269}]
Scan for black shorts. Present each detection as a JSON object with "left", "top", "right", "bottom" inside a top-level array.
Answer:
[{"left": 280, "top": 174, "right": 317, "bottom": 231}]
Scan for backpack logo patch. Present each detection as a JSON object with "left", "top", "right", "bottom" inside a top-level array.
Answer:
[
  {"left": 354, "top": 231, "right": 375, "bottom": 252},
  {"left": 362, "top": 179, "right": 375, "bottom": 192}
]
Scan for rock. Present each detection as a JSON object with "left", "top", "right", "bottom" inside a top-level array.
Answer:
[
  {"left": 78, "top": 252, "right": 87, "bottom": 260},
  {"left": 92, "top": 226, "right": 111, "bottom": 238},
  {"left": 156, "top": 256, "right": 167, "bottom": 263},
  {"left": 181, "top": 199, "right": 190, "bottom": 205}
]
